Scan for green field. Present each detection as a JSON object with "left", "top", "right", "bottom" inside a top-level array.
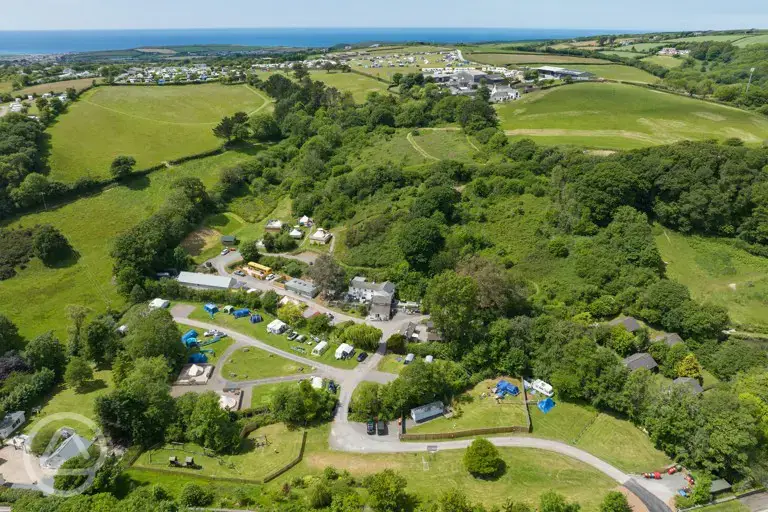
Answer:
[
  {"left": 565, "top": 64, "right": 660, "bottom": 83},
  {"left": 377, "top": 353, "right": 407, "bottom": 374},
  {"left": 642, "top": 55, "right": 686, "bottom": 68},
  {"left": 134, "top": 423, "right": 303, "bottom": 481},
  {"left": 348, "top": 129, "right": 429, "bottom": 168},
  {"left": 308, "top": 71, "right": 391, "bottom": 102},
  {"left": 599, "top": 50, "right": 646, "bottom": 58},
  {"left": 410, "top": 129, "right": 479, "bottom": 162},
  {"left": 663, "top": 34, "right": 750, "bottom": 43},
  {"left": 468, "top": 52, "right": 610, "bottom": 66},
  {"left": 47, "top": 83, "right": 266, "bottom": 182},
  {"left": 619, "top": 42, "right": 666, "bottom": 52},
  {"left": 734, "top": 34, "right": 768, "bottom": 47},
  {"left": 186, "top": 306, "right": 359, "bottom": 369},
  {"left": 0, "top": 151, "right": 252, "bottom": 341},
  {"left": 13, "top": 78, "right": 100, "bottom": 97},
  {"left": 497, "top": 82, "right": 768, "bottom": 149},
  {"left": 222, "top": 346, "right": 306, "bottom": 381},
  {"left": 351, "top": 65, "right": 423, "bottom": 82},
  {"left": 409, "top": 378, "right": 528, "bottom": 434},
  {"left": 250, "top": 382, "right": 296, "bottom": 408},
  {"left": 655, "top": 228, "right": 768, "bottom": 330}
]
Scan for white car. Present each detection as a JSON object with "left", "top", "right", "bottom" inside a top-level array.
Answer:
[{"left": 220, "top": 248, "right": 229, "bottom": 256}]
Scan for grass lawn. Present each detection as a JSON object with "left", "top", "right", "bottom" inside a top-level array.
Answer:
[
  {"left": 599, "top": 50, "right": 647, "bottom": 58},
  {"left": 377, "top": 353, "right": 406, "bottom": 374},
  {"left": 0, "top": 150, "right": 252, "bottom": 341},
  {"left": 468, "top": 52, "right": 610, "bottom": 66},
  {"left": 186, "top": 305, "right": 359, "bottom": 369},
  {"left": 348, "top": 128, "right": 428, "bottom": 169},
  {"left": 134, "top": 423, "right": 303, "bottom": 481},
  {"left": 250, "top": 382, "right": 297, "bottom": 408},
  {"left": 23, "top": 369, "right": 113, "bottom": 440},
  {"left": 14, "top": 78, "right": 100, "bottom": 97},
  {"left": 409, "top": 378, "right": 528, "bottom": 434},
  {"left": 564, "top": 64, "right": 660, "bottom": 83},
  {"left": 351, "top": 65, "right": 423, "bottom": 82},
  {"left": 182, "top": 212, "right": 265, "bottom": 264},
  {"left": 655, "top": 227, "right": 768, "bottom": 330},
  {"left": 47, "top": 83, "right": 265, "bottom": 182},
  {"left": 221, "top": 346, "right": 306, "bottom": 381},
  {"left": 410, "top": 129, "right": 479, "bottom": 162},
  {"left": 308, "top": 71, "right": 391, "bottom": 103},
  {"left": 735, "top": 34, "right": 768, "bottom": 47},
  {"left": 696, "top": 501, "right": 749, "bottom": 512},
  {"left": 641, "top": 55, "right": 686, "bottom": 68},
  {"left": 497, "top": 82, "right": 768, "bottom": 149}
]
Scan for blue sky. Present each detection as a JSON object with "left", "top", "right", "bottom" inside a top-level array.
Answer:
[{"left": 1, "top": 0, "right": 766, "bottom": 31}]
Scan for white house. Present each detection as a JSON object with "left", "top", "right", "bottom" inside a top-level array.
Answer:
[
  {"left": 267, "top": 319, "right": 288, "bottom": 334},
  {"left": 335, "top": 343, "right": 354, "bottom": 360},
  {"left": 349, "top": 277, "right": 395, "bottom": 320},
  {"left": 312, "top": 341, "right": 329, "bottom": 356}
]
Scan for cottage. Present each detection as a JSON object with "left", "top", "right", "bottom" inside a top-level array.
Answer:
[
  {"left": 335, "top": 343, "right": 354, "bottom": 360},
  {"left": 41, "top": 434, "right": 92, "bottom": 470},
  {"left": 309, "top": 228, "right": 333, "bottom": 245},
  {"left": 267, "top": 319, "right": 288, "bottom": 334},
  {"left": 400, "top": 321, "right": 442, "bottom": 342},
  {"left": 623, "top": 353, "right": 658, "bottom": 372},
  {"left": 177, "top": 271, "right": 236, "bottom": 291},
  {"left": 673, "top": 377, "right": 703, "bottom": 395},
  {"left": 0, "top": 411, "right": 25, "bottom": 439},
  {"left": 410, "top": 401, "right": 444, "bottom": 423},
  {"left": 265, "top": 220, "right": 284, "bottom": 232},
  {"left": 285, "top": 278, "right": 319, "bottom": 299},
  {"left": 312, "top": 341, "right": 329, "bottom": 355},
  {"left": 608, "top": 316, "right": 642, "bottom": 333},
  {"left": 652, "top": 332, "right": 683, "bottom": 347},
  {"left": 349, "top": 277, "right": 395, "bottom": 320}
]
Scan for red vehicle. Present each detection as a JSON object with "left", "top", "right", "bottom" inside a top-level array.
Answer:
[{"left": 654, "top": 472, "right": 662, "bottom": 480}]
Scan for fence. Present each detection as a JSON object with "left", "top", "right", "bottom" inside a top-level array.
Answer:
[{"left": 262, "top": 431, "right": 308, "bottom": 483}]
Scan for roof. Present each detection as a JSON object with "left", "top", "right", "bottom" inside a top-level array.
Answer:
[
  {"left": 608, "top": 316, "right": 642, "bottom": 332},
  {"left": 710, "top": 479, "right": 731, "bottom": 493},
  {"left": 411, "top": 401, "right": 444, "bottom": 422},
  {"left": 673, "top": 377, "right": 703, "bottom": 395},
  {"left": 335, "top": 343, "right": 354, "bottom": 356},
  {"left": 42, "top": 434, "right": 92, "bottom": 470},
  {"left": 623, "top": 353, "right": 658, "bottom": 371},
  {"left": 652, "top": 332, "right": 683, "bottom": 347},
  {"left": 350, "top": 276, "right": 395, "bottom": 294},
  {"left": 537, "top": 66, "right": 592, "bottom": 76},
  {"left": 286, "top": 278, "right": 317, "bottom": 295},
  {"left": 178, "top": 272, "right": 235, "bottom": 289},
  {"left": 267, "top": 319, "right": 286, "bottom": 330}
]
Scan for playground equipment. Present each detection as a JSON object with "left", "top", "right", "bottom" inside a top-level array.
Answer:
[{"left": 233, "top": 308, "right": 250, "bottom": 319}]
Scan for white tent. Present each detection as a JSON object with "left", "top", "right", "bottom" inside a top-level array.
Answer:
[
  {"left": 312, "top": 341, "right": 329, "bottom": 355},
  {"left": 267, "top": 319, "right": 287, "bottom": 334},
  {"left": 188, "top": 364, "right": 204, "bottom": 377},
  {"left": 311, "top": 376, "right": 324, "bottom": 389},
  {"left": 148, "top": 298, "right": 170, "bottom": 310},
  {"left": 335, "top": 343, "right": 354, "bottom": 360}
]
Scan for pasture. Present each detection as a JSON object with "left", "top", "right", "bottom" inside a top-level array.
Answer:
[
  {"left": 655, "top": 228, "right": 768, "bottom": 330},
  {"left": 599, "top": 50, "right": 645, "bottom": 58},
  {"left": 467, "top": 52, "right": 610, "bottom": 66},
  {"left": 13, "top": 78, "right": 99, "bottom": 97},
  {"left": 734, "top": 34, "right": 768, "bottom": 47},
  {"left": 663, "top": 34, "right": 750, "bottom": 43},
  {"left": 308, "top": 71, "right": 390, "bottom": 102},
  {"left": 410, "top": 129, "right": 479, "bottom": 162},
  {"left": 351, "top": 65, "right": 423, "bottom": 81},
  {"left": 0, "top": 151, "right": 252, "bottom": 341},
  {"left": 558, "top": 64, "right": 660, "bottom": 83},
  {"left": 47, "top": 83, "right": 266, "bottom": 182},
  {"left": 497, "top": 82, "right": 768, "bottom": 149},
  {"left": 642, "top": 55, "right": 686, "bottom": 68}
]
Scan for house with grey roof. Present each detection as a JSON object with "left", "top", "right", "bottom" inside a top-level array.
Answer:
[
  {"left": 622, "top": 353, "right": 658, "bottom": 372},
  {"left": 285, "top": 278, "right": 319, "bottom": 299},
  {"left": 652, "top": 332, "right": 683, "bottom": 347},
  {"left": 349, "top": 277, "right": 395, "bottom": 320},
  {"left": 673, "top": 377, "right": 703, "bottom": 395},
  {"left": 608, "top": 316, "right": 642, "bottom": 333},
  {"left": 410, "top": 401, "right": 445, "bottom": 423},
  {"left": 41, "top": 434, "right": 92, "bottom": 470}
]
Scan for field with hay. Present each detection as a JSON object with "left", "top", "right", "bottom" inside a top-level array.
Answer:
[
  {"left": 497, "top": 82, "right": 768, "bottom": 149},
  {"left": 47, "top": 83, "right": 266, "bottom": 182}
]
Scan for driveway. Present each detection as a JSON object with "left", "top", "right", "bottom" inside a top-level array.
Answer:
[{"left": 741, "top": 492, "right": 768, "bottom": 512}]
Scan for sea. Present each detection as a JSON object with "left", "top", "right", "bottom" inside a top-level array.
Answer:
[{"left": 0, "top": 28, "right": 616, "bottom": 55}]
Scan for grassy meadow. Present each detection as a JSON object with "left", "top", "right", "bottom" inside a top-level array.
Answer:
[
  {"left": 663, "top": 34, "right": 750, "bottom": 43},
  {"left": 308, "top": 71, "right": 391, "bottom": 102},
  {"left": 221, "top": 346, "right": 306, "bottom": 381},
  {"left": 655, "top": 228, "right": 768, "bottom": 330},
  {"left": 13, "top": 78, "right": 100, "bottom": 97},
  {"left": 564, "top": 64, "right": 660, "bottom": 83},
  {"left": 734, "top": 34, "right": 768, "bottom": 47},
  {"left": 641, "top": 55, "right": 686, "bottom": 68},
  {"left": 497, "top": 82, "right": 768, "bottom": 149},
  {"left": 351, "top": 65, "right": 423, "bottom": 81},
  {"left": 47, "top": 83, "right": 265, "bottom": 182},
  {"left": 599, "top": 50, "right": 646, "bottom": 58},
  {"left": 410, "top": 129, "right": 479, "bottom": 162},
  {"left": 250, "top": 382, "right": 296, "bottom": 408},
  {"left": 468, "top": 52, "right": 610, "bottom": 66},
  {"left": 0, "top": 151, "right": 252, "bottom": 341}
]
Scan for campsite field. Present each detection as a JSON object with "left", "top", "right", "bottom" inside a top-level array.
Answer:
[
  {"left": 468, "top": 52, "right": 610, "bottom": 66},
  {"left": 308, "top": 71, "right": 390, "bottom": 102},
  {"left": 655, "top": 228, "right": 768, "bottom": 331},
  {"left": 250, "top": 382, "right": 296, "bottom": 408},
  {"left": 0, "top": 151, "right": 252, "bottom": 341},
  {"left": 408, "top": 378, "right": 528, "bottom": 434},
  {"left": 351, "top": 65, "right": 423, "bottom": 81},
  {"left": 47, "top": 83, "right": 266, "bottom": 182},
  {"left": 641, "top": 55, "right": 686, "bottom": 68},
  {"left": 186, "top": 306, "right": 359, "bottom": 369},
  {"left": 563, "top": 64, "right": 660, "bottom": 83},
  {"left": 176, "top": 322, "right": 235, "bottom": 365},
  {"left": 221, "top": 346, "right": 306, "bottom": 381},
  {"left": 497, "top": 82, "right": 768, "bottom": 149}
]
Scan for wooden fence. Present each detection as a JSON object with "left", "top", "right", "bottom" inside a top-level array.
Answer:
[{"left": 262, "top": 431, "right": 308, "bottom": 483}]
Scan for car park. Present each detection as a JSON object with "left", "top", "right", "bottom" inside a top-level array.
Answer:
[
  {"left": 366, "top": 420, "right": 376, "bottom": 435},
  {"left": 356, "top": 352, "right": 368, "bottom": 362}
]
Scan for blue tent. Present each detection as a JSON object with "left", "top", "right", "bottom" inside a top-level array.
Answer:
[
  {"left": 250, "top": 314, "right": 263, "bottom": 324},
  {"left": 181, "top": 329, "right": 198, "bottom": 343},
  {"left": 497, "top": 380, "right": 519, "bottom": 396},
  {"left": 188, "top": 353, "right": 208, "bottom": 364},
  {"left": 233, "top": 308, "right": 250, "bottom": 319},
  {"left": 537, "top": 397, "right": 556, "bottom": 414},
  {"left": 204, "top": 303, "right": 218, "bottom": 315}
]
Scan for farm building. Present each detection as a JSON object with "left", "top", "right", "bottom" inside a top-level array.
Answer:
[
  {"left": 221, "top": 235, "right": 237, "bottom": 245},
  {"left": 309, "top": 228, "right": 332, "bottom": 245},
  {"left": 652, "top": 332, "right": 683, "bottom": 346},
  {"left": 148, "top": 298, "right": 170, "bottom": 310},
  {"left": 267, "top": 319, "right": 288, "bottom": 334},
  {"left": 710, "top": 479, "right": 732, "bottom": 495},
  {"left": 335, "top": 343, "right": 354, "bottom": 360},
  {"left": 673, "top": 377, "right": 703, "bottom": 395},
  {"left": 410, "top": 401, "right": 444, "bottom": 423},
  {"left": 178, "top": 271, "right": 235, "bottom": 290},
  {"left": 623, "top": 353, "right": 658, "bottom": 372},
  {"left": 0, "top": 411, "right": 25, "bottom": 439},
  {"left": 608, "top": 316, "right": 642, "bottom": 333},
  {"left": 285, "top": 278, "right": 319, "bottom": 298},
  {"left": 41, "top": 434, "right": 92, "bottom": 470},
  {"left": 312, "top": 341, "right": 329, "bottom": 355},
  {"left": 536, "top": 66, "right": 593, "bottom": 80}
]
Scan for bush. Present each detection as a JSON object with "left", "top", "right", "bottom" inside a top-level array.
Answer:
[
  {"left": 179, "top": 483, "right": 214, "bottom": 507},
  {"left": 308, "top": 480, "right": 333, "bottom": 509},
  {"left": 32, "top": 225, "right": 74, "bottom": 265},
  {"left": 463, "top": 438, "right": 504, "bottom": 478}
]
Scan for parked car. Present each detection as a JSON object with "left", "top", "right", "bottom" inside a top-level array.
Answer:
[
  {"left": 356, "top": 352, "right": 368, "bottom": 362},
  {"left": 366, "top": 420, "right": 376, "bottom": 435},
  {"left": 220, "top": 248, "right": 229, "bottom": 256},
  {"left": 266, "top": 274, "right": 276, "bottom": 281},
  {"left": 234, "top": 270, "right": 245, "bottom": 277},
  {"left": 377, "top": 420, "right": 387, "bottom": 436},
  {"left": 327, "top": 380, "right": 337, "bottom": 393},
  {"left": 287, "top": 331, "right": 298, "bottom": 341}
]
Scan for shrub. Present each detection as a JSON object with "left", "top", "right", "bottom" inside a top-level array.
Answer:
[
  {"left": 463, "top": 438, "right": 504, "bottom": 478},
  {"left": 179, "top": 483, "right": 214, "bottom": 507}
]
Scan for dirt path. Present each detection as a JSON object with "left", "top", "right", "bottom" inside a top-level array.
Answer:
[
  {"left": 245, "top": 84, "right": 272, "bottom": 115},
  {"left": 406, "top": 132, "right": 439, "bottom": 161}
]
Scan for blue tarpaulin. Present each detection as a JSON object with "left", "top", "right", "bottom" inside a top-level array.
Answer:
[
  {"left": 204, "top": 303, "right": 218, "bottom": 315},
  {"left": 233, "top": 308, "right": 250, "bottom": 318},
  {"left": 181, "top": 329, "right": 198, "bottom": 343},
  {"left": 537, "top": 397, "right": 556, "bottom": 414},
  {"left": 250, "top": 314, "right": 263, "bottom": 324},
  {"left": 188, "top": 353, "right": 207, "bottom": 364}
]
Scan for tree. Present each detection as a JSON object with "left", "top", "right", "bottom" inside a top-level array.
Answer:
[
  {"left": 184, "top": 392, "right": 240, "bottom": 453},
  {"left": 65, "top": 304, "right": 90, "bottom": 356},
  {"left": 539, "top": 491, "right": 581, "bottom": 512},
  {"left": 123, "top": 308, "right": 185, "bottom": 370},
  {"left": 349, "top": 381, "right": 381, "bottom": 420},
  {"left": 423, "top": 271, "right": 478, "bottom": 345},
  {"left": 53, "top": 453, "right": 94, "bottom": 491},
  {"left": 307, "top": 314, "right": 332, "bottom": 335},
  {"left": 271, "top": 380, "right": 336, "bottom": 426},
  {"left": 338, "top": 323, "right": 382, "bottom": 352},
  {"left": 463, "top": 438, "right": 503, "bottom": 478},
  {"left": 32, "top": 225, "right": 74, "bottom": 265},
  {"left": 250, "top": 113, "right": 281, "bottom": 141},
  {"left": 110, "top": 156, "right": 136, "bottom": 180},
  {"left": 398, "top": 217, "right": 444, "bottom": 272},
  {"left": 278, "top": 303, "right": 305, "bottom": 327},
  {"left": 436, "top": 488, "right": 474, "bottom": 512},
  {"left": 675, "top": 353, "right": 702, "bottom": 380},
  {"left": 64, "top": 357, "right": 93, "bottom": 391},
  {"left": 364, "top": 469, "right": 409, "bottom": 512},
  {"left": 179, "top": 483, "right": 214, "bottom": 507},
  {"left": 262, "top": 290, "right": 279, "bottom": 314},
  {"left": 24, "top": 332, "right": 67, "bottom": 378},
  {"left": 213, "top": 115, "right": 237, "bottom": 142},
  {"left": 0, "top": 314, "right": 22, "bottom": 354},
  {"left": 83, "top": 315, "right": 120, "bottom": 364},
  {"left": 239, "top": 239, "right": 261, "bottom": 263},
  {"left": 600, "top": 492, "right": 631, "bottom": 512},
  {"left": 711, "top": 340, "right": 768, "bottom": 380},
  {"left": 386, "top": 333, "right": 406, "bottom": 354},
  {"left": 308, "top": 254, "right": 347, "bottom": 298}
]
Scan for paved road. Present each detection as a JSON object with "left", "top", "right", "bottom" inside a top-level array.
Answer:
[{"left": 741, "top": 492, "right": 768, "bottom": 512}]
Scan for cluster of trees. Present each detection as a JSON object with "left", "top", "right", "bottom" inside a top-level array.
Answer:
[
  {"left": 0, "top": 224, "right": 75, "bottom": 281},
  {"left": 0, "top": 113, "right": 45, "bottom": 217}
]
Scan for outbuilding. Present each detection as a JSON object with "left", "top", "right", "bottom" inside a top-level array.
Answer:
[
  {"left": 0, "top": 411, "right": 25, "bottom": 439},
  {"left": 335, "top": 343, "right": 354, "bottom": 360},
  {"left": 285, "top": 278, "right": 319, "bottom": 299},
  {"left": 673, "top": 377, "right": 703, "bottom": 395},
  {"left": 623, "top": 353, "right": 658, "bottom": 372},
  {"left": 410, "top": 401, "right": 444, "bottom": 423},
  {"left": 178, "top": 271, "right": 235, "bottom": 291},
  {"left": 221, "top": 235, "right": 237, "bottom": 245}
]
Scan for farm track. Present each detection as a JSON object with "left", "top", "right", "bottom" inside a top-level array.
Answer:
[{"left": 406, "top": 132, "right": 439, "bottom": 161}]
